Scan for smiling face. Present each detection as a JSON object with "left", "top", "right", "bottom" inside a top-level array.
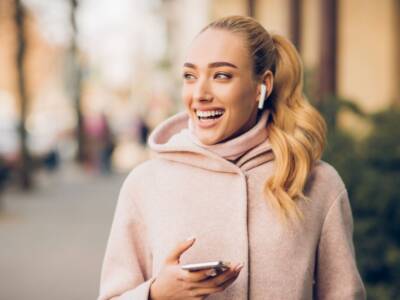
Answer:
[{"left": 182, "top": 29, "right": 260, "bottom": 145}]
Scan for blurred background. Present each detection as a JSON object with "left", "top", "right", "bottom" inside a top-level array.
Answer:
[{"left": 0, "top": 0, "right": 399, "bottom": 299}]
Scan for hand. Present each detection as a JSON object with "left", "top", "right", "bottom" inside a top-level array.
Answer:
[{"left": 149, "top": 238, "right": 243, "bottom": 300}]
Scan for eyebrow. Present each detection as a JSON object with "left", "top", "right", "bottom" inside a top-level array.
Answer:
[{"left": 183, "top": 61, "right": 238, "bottom": 69}]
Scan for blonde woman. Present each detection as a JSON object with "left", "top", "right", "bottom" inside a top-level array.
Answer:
[{"left": 98, "top": 16, "right": 366, "bottom": 300}]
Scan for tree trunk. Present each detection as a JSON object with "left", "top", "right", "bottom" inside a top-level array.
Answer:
[
  {"left": 318, "top": 0, "right": 338, "bottom": 101},
  {"left": 15, "top": 0, "right": 32, "bottom": 189},
  {"left": 289, "top": 0, "right": 302, "bottom": 51},
  {"left": 247, "top": 0, "right": 255, "bottom": 17},
  {"left": 70, "top": 0, "right": 85, "bottom": 163}
]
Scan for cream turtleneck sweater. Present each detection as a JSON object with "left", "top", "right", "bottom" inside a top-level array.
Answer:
[{"left": 187, "top": 110, "right": 270, "bottom": 161}]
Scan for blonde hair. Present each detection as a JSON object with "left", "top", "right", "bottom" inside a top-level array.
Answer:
[{"left": 202, "top": 16, "right": 327, "bottom": 223}]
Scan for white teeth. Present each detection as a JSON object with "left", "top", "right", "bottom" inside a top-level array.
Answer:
[{"left": 196, "top": 110, "right": 224, "bottom": 118}]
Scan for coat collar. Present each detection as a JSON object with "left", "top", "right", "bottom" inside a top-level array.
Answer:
[{"left": 148, "top": 111, "right": 274, "bottom": 174}]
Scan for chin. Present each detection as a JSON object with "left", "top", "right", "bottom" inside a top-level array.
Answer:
[
  {"left": 198, "top": 137, "right": 218, "bottom": 145},
  {"left": 196, "top": 133, "right": 221, "bottom": 145}
]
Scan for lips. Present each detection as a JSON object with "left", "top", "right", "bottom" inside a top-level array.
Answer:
[{"left": 194, "top": 108, "right": 225, "bottom": 129}]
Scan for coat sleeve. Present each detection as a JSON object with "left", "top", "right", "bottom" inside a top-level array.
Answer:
[
  {"left": 314, "top": 189, "right": 366, "bottom": 299},
  {"left": 98, "top": 174, "right": 155, "bottom": 300}
]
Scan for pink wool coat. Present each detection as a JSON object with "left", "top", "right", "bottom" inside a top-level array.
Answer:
[{"left": 98, "top": 112, "right": 366, "bottom": 300}]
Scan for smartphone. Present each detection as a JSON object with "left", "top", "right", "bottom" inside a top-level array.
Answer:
[{"left": 181, "top": 261, "right": 230, "bottom": 272}]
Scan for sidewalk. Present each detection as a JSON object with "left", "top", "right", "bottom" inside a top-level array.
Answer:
[{"left": 0, "top": 164, "right": 126, "bottom": 300}]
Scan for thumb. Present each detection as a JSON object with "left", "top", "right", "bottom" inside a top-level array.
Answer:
[{"left": 165, "top": 237, "right": 196, "bottom": 264}]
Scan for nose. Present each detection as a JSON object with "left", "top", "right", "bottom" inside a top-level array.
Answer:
[{"left": 193, "top": 78, "right": 213, "bottom": 102}]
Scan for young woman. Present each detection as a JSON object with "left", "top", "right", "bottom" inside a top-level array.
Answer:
[{"left": 98, "top": 16, "right": 366, "bottom": 300}]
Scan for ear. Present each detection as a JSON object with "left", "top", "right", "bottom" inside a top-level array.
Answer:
[{"left": 262, "top": 70, "right": 274, "bottom": 98}]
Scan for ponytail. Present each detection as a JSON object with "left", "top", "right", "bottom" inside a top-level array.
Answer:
[{"left": 264, "top": 34, "right": 326, "bottom": 223}]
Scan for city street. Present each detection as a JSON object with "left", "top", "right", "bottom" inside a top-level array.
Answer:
[{"left": 0, "top": 165, "right": 126, "bottom": 300}]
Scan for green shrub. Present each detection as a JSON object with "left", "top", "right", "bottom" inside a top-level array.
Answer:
[{"left": 318, "top": 96, "right": 400, "bottom": 299}]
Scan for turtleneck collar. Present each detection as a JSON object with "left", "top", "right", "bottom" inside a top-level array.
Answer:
[{"left": 187, "top": 110, "right": 270, "bottom": 161}]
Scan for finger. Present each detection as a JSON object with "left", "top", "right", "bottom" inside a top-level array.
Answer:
[
  {"left": 165, "top": 237, "right": 196, "bottom": 264},
  {"left": 190, "top": 271, "right": 240, "bottom": 297},
  {"left": 218, "top": 271, "right": 241, "bottom": 289},
  {"left": 182, "top": 267, "right": 228, "bottom": 283},
  {"left": 193, "top": 263, "right": 243, "bottom": 288}
]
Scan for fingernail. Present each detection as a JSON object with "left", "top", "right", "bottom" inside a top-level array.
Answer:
[
  {"left": 207, "top": 270, "right": 217, "bottom": 277},
  {"left": 186, "top": 236, "right": 196, "bottom": 242},
  {"left": 234, "top": 263, "right": 244, "bottom": 272}
]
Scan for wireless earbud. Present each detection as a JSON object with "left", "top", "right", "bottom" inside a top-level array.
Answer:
[{"left": 258, "top": 84, "right": 267, "bottom": 110}]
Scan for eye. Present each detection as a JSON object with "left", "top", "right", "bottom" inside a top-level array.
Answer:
[
  {"left": 214, "top": 72, "right": 232, "bottom": 80},
  {"left": 183, "top": 72, "right": 196, "bottom": 80}
]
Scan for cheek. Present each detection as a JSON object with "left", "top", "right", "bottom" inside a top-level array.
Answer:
[
  {"left": 223, "top": 86, "right": 256, "bottom": 126},
  {"left": 181, "top": 86, "right": 192, "bottom": 107},
  {"left": 223, "top": 85, "right": 255, "bottom": 111}
]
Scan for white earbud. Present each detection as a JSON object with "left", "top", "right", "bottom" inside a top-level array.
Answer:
[{"left": 258, "top": 84, "right": 267, "bottom": 110}]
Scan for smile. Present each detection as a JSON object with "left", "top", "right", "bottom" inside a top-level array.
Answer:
[
  {"left": 195, "top": 109, "right": 225, "bottom": 120},
  {"left": 194, "top": 109, "right": 225, "bottom": 129}
]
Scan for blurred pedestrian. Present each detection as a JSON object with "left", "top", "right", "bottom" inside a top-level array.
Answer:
[
  {"left": 98, "top": 16, "right": 366, "bottom": 300},
  {"left": 0, "top": 157, "right": 10, "bottom": 192},
  {"left": 83, "top": 112, "right": 114, "bottom": 174}
]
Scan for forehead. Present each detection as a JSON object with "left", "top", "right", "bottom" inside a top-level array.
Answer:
[{"left": 185, "top": 29, "right": 251, "bottom": 68}]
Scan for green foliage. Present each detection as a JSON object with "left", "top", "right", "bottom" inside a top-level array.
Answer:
[{"left": 317, "top": 96, "right": 400, "bottom": 299}]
